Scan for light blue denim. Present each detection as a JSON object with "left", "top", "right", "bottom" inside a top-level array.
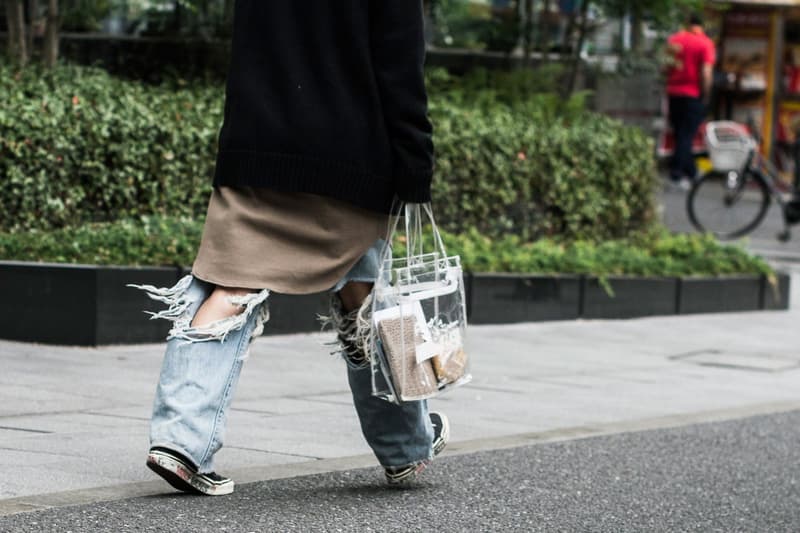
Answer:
[
  {"left": 147, "top": 239, "right": 433, "bottom": 473},
  {"left": 330, "top": 239, "right": 386, "bottom": 293}
]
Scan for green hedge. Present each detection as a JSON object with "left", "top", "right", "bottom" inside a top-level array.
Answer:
[
  {"left": 0, "top": 217, "right": 772, "bottom": 279},
  {"left": 430, "top": 101, "right": 657, "bottom": 240},
  {"left": 0, "top": 217, "right": 202, "bottom": 267},
  {"left": 1, "top": 63, "right": 657, "bottom": 242},
  {"left": 0, "top": 64, "right": 220, "bottom": 231},
  {"left": 426, "top": 67, "right": 657, "bottom": 240}
]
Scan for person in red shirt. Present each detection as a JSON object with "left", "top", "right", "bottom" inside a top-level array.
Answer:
[{"left": 665, "top": 12, "right": 716, "bottom": 187}]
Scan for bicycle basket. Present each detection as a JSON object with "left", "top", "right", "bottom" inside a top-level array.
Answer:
[{"left": 705, "top": 121, "right": 756, "bottom": 173}]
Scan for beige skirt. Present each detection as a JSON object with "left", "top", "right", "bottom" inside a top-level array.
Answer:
[{"left": 192, "top": 186, "right": 389, "bottom": 294}]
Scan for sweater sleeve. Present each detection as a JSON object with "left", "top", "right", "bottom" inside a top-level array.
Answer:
[{"left": 370, "top": 0, "right": 434, "bottom": 203}]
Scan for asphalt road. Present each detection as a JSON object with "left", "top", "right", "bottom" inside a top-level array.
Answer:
[{"left": 2, "top": 410, "right": 798, "bottom": 532}]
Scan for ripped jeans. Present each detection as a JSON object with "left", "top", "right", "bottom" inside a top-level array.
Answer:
[{"left": 131, "top": 240, "right": 433, "bottom": 474}]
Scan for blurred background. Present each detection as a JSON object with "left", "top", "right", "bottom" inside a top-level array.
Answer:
[{"left": 1, "top": 0, "right": 798, "bottom": 279}]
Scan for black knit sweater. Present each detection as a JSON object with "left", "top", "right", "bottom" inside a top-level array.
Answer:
[{"left": 213, "top": 1, "right": 434, "bottom": 213}]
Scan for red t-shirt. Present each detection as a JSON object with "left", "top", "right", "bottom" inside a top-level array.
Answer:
[{"left": 666, "top": 28, "right": 716, "bottom": 98}]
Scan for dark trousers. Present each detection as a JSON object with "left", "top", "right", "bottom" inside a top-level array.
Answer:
[{"left": 668, "top": 96, "right": 706, "bottom": 181}]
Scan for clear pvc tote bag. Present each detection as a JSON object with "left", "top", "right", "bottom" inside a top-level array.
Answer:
[{"left": 367, "top": 203, "right": 471, "bottom": 404}]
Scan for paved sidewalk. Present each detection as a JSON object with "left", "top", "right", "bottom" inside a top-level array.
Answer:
[{"left": 1, "top": 271, "right": 798, "bottom": 509}]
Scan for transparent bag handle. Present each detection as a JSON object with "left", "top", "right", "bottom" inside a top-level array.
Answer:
[
  {"left": 378, "top": 200, "right": 449, "bottom": 267},
  {"left": 422, "top": 203, "right": 448, "bottom": 261},
  {"left": 386, "top": 202, "right": 451, "bottom": 319}
]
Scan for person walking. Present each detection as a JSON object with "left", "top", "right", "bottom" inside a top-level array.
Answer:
[
  {"left": 665, "top": 12, "right": 717, "bottom": 189},
  {"left": 131, "top": 0, "right": 449, "bottom": 496}
]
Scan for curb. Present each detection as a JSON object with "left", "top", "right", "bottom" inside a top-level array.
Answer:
[
  {"left": 0, "top": 261, "right": 791, "bottom": 345},
  {"left": 2, "top": 399, "right": 799, "bottom": 518}
]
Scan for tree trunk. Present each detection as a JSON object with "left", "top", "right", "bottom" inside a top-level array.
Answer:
[
  {"left": 562, "top": 3, "right": 578, "bottom": 54},
  {"left": 536, "top": 0, "right": 551, "bottom": 61},
  {"left": 630, "top": 8, "right": 644, "bottom": 54},
  {"left": 197, "top": 0, "right": 210, "bottom": 39},
  {"left": 523, "top": 0, "right": 534, "bottom": 66},
  {"left": 223, "top": 0, "right": 235, "bottom": 34},
  {"left": 5, "top": 0, "right": 29, "bottom": 66},
  {"left": 567, "top": 0, "right": 590, "bottom": 94},
  {"left": 27, "top": 0, "right": 40, "bottom": 59},
  {"left": 5, "top": 0, "right": 17, "bottom": 58},
  {"left": 43, "top": 0, "right": 59, "bottom": 67},
  {"left": 173, "top": 0, "right": 182, "bottom": 36},
  {"left": 511, "top": 0, "right": 521, "bottom": 56}
]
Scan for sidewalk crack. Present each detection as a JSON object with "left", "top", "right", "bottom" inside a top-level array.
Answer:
[
  {"left": 0, "top": 446, "right": 82, "bottom": 458},
  {"left": 226, "top": 445, "right": 322, "bottom": 460},
  {"left": 0, "top": 425, "right": 52, "bottom": 434}
]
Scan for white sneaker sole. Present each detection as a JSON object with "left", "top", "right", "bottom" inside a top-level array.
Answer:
[
  {"left": 385, "top": 412, "right": 450, "bottom": 486},
  {"left": 385, "top": 460, "right": 431, "bottom": 486},
  {"left": 147, "top": 450, "right": 234, "bottom": 496}
]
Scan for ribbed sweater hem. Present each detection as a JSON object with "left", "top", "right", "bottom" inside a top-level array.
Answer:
[
  {"left": 213, "top": 150, "right": 398, "bottom": 214},
  {"left": 395, "top": 167, "right": 433, "bottom": 203}
]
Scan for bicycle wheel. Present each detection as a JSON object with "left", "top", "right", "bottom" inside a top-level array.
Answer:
[{"left": 687, "top": 170, "right": 771, "bottom": 240}]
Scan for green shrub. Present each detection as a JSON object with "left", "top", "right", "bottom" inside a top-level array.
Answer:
[
  {"left": 430, "top": 97, "right": 658, "bottom": 241},
  {"left": 431, "top": 0, "right": 488, "bottom": 49},
  {"left": 61, "top": 0, "right": 112, "bottom": 32},
  {"left": 0, "top": 218, "right": 772, "bottom": 280},
  {"left": 424, "top": 69, "right": 657, "bottom": 241},
  {"left": 427, "top": 66, "right": 579, "bottom": 110},
  {"left": 1, "top": 63, "right": 657, "bottom": 242},
  {"left": 394, "top": 226, "right": 772, "bottom": 278},
  {"left": 0, "top": 63, "right": 220, "bottom": 231},
  {"left": 0, "top": 216, "right": 203, "bottom": 267}
]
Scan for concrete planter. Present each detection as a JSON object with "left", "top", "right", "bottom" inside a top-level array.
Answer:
[
  {"left": 678, "top": 276, "right": 763, "bottom": 315},
  {"left": 0, "top": 262, "right": 178, "bottom": 345},
  {"left": 582, "top": 276, "right": 679, "bottom": 320},
  {"left": 763, "top": 272, "right": 792, "bottom": 311},
  {"left": 0, "top": 262, "right": 791, "bottom": 346},
  {"left": 468, "top": 274, "right": 581, "bottom": 324}
]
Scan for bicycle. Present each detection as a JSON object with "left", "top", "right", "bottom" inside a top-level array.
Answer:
[{"left": 687, "top": 121, "right": 800, "bottom": 241}]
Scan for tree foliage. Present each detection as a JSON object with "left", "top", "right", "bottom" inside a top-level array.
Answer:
[
  {"left": 595, "top": 0, "right": 705, "bottom": 53},
  {"left": 597, "top": 0, "right": 705, "bottom": 30}
]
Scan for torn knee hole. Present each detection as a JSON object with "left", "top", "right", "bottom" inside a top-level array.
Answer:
[
  {"left": 190, "top": 287, "right": 262, "bottom": 329},
  {"left": 186, "top": 290, "right": 270, "bottom": 341},
  {"left": 129, "top": 276, "right": 270, "bottom": 343},
  {"left": 190, "top": 309, "right": 244, "bottom": 329},
  {"left": 183, "top": 297, "right": 270, "bottom": 342}
]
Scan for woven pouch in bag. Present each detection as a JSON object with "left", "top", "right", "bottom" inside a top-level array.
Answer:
[{"left": 376, "top": 315, "right": 439, "bottom": 400}]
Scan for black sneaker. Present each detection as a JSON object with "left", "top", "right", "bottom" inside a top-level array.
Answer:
[
  {"left": 430, "top": 411, "right": 450, "bottom": 456},
  {"left": 146, "top": 447, "right": 234, "bottom": 496},
  {"left": 385, "top": 411, "right": 450, "bottom": 486}
]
